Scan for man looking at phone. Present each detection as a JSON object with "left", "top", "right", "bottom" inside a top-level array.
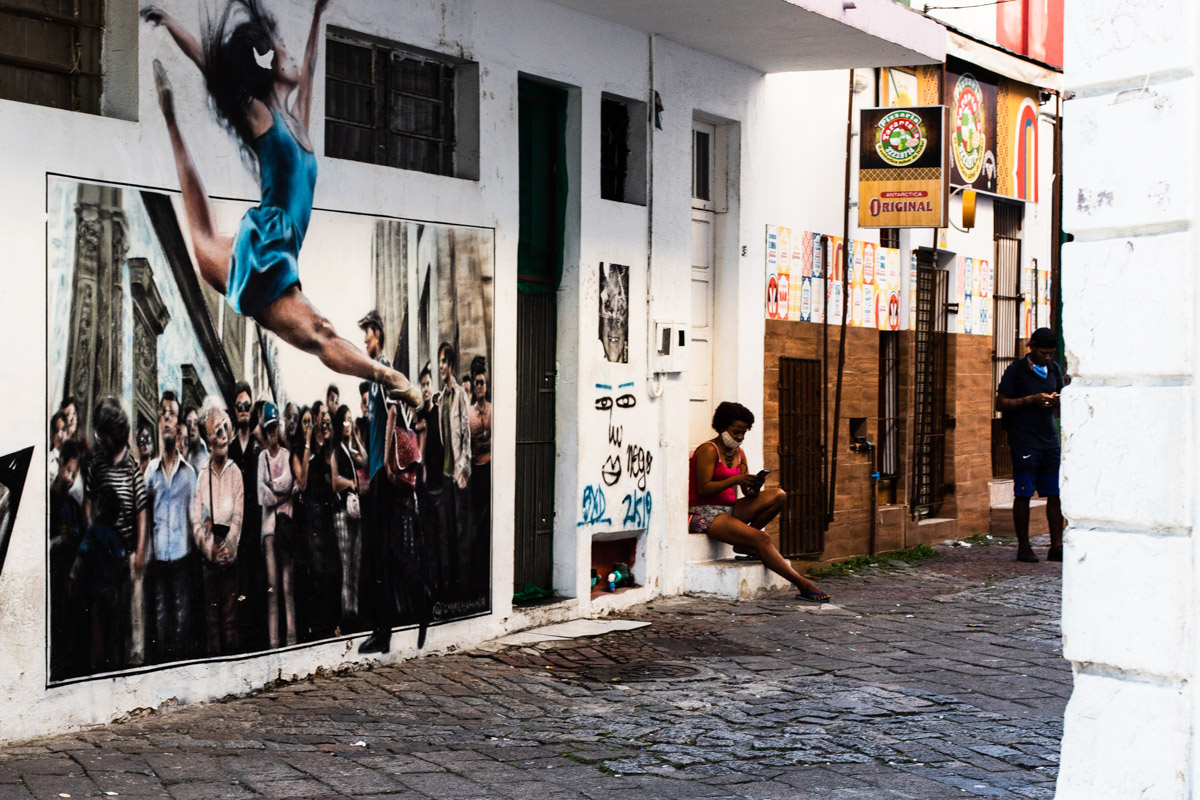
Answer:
[{"left": 996, "top": 327, "right": 1066, "bottom": 563}]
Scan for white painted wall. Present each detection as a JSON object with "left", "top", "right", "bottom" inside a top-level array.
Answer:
[
  {"left": 1056, "top": 0, "right": 1196, "bottom": 796},
  {"left": 0, "top": 0, "right": 840, "bottom": 742}
]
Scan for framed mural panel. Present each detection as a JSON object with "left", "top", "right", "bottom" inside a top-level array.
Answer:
[{"left": 46, "top": 175, "right": 494, "bottom": 683}]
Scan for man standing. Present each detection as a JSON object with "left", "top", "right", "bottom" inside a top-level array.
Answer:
[
  {"left": 414, "top": 363, "right": 446, "bottom": 598},
  {"left": 438, "top": 342, "right": 472, "bottom": 598},
  {"left": 228, "top": 380, "right": 264, "bottom": 650},
  {"left": 144, "top": 391, "right": 197, "bottom": 663},
  {"left": 183, "top": 405, "right": 210, "bottom": 473},
  {"left": 996, "top": 327, "right": 1066, "bottom": 563},
  {"left": 83, "top": 396, "right": 149, "bottom": 668},
  {"left": 326, "top": 384, "right": 340, "bottom": 417},
  {"left": 357, "top": 310, "right": 396, "bottom": 654}
]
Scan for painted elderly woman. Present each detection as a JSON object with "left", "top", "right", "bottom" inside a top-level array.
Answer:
[{"left": 142, "top": 0, "right": 421, "bottom": 406}]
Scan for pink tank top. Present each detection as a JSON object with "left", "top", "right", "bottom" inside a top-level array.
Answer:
[{"left": 688, "top": 441, "right": 741, "bottom": 507}]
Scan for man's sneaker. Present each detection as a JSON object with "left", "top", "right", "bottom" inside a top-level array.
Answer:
[
  {"left": 1016, "top": 545, "right": 1039, "bottom": 563},
  {"left": 1047, "top": 546, "right": 1063, "bottom": 562}
]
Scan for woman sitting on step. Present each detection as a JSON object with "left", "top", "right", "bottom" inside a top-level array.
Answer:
[{"left": 688, "top": 402, "right": 830, "bottom": 603}]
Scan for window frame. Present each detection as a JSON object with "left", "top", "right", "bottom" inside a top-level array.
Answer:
[
  {"left": 0, "top": 0, "right": 104, "bottom": 114},
  {"left": 325, "top": 26, "right": 477, "bottom": 179}
]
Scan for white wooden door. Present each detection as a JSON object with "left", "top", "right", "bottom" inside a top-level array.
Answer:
[
  {"left": 689, "top": 120, "right": 718, "bottom": 450},
  {"left": 689, "top": 208, "right": 716, "bottom": 449}
]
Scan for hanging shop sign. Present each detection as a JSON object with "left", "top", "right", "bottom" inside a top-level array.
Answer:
[
  {"left": 946, "top": 59, "right": 1041, "bottom": 202},
  {"left": 858, "top": 105, "right": 948, "bottom": 229}
]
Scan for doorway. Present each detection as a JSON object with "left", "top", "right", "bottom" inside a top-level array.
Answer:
[
  {"left": 514, "top": 78, "right": 566, "bottom": 592},
  {"left": 689, "top": 120, "right": 717, "bottom": 449}
]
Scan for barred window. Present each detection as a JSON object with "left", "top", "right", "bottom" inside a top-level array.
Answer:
[
  {"left": 0, "top": 0, "right": 103, "bottom": 113},
  {"left": 326, "top": 30, "right": 478, "bottom": 179},
  {"left": 879, "top": 228, "right": 900, "bottom": 250}
]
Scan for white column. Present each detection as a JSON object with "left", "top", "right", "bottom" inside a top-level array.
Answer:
[{"left": 1057, "top": 1, "right": 1196, "bottom": 797}]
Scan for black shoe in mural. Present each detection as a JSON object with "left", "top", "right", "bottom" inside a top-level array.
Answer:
[{"left": 358, "top": 631, "right": 391, "bottom": 654}]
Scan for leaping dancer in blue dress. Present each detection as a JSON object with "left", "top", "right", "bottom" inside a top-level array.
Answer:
[{"left": 142, "top": 0, "right": 421, "bottom": 407}]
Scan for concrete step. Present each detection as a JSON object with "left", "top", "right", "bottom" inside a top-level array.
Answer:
[{"left": 684, "top": 558, "right": 792, "bottom": 600}]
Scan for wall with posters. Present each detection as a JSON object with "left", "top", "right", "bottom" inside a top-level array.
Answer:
[{"left": 0, "top": 0, "right": 800, "bottom": 742}]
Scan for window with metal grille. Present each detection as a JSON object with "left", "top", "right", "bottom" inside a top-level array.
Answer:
[
  {"left": 778, "top": 357, "right": 826, "bottom": 558},
  {"left": 879, "top": 228, "right": 900, "bottom": 250},
  {"left": 326, "top": 31, "right": 476, "bottom": 178},
  {"left": 600, "top": 98, "right": 629, "bottom": 202},
  {"left": 0, "top": 0, "right": 103, "bottom": 113},
  {"left": 910, "top": 252, "right": 949, "bottom": 517},
  {"left": 878, "top": 330, "right": 901, "bottom": 480},
  {"left": 991, "top": 199, "right": 1024, "bottom": 478}
]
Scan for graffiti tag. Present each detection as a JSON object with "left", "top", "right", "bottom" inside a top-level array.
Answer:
[
  {"left": 621, "top": 489, "right": 653, "bottom": 528},
  {"left": 577, "top": 484, "right": 612, "bottom": 527},
  {"left": 626, "top": 444, "right": 653, "bottom": 491}
]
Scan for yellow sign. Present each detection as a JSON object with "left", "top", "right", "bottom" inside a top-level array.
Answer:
[{"left": 858, "top": 106, "right": 948, "bottom": 229}]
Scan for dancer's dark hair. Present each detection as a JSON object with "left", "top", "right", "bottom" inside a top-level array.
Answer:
[{"left": 202, "top": 0, "right": 281, "bottom": 171}]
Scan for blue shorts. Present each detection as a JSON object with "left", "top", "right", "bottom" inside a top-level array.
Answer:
[{"left": 1011, "top": 446, "right": 1060, "bottom": 498}]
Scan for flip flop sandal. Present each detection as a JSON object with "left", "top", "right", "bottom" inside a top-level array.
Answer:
[
  {"left": 734, "top": 553, "right": 761, "bottom": 561},
  {"left": 796, "top": 590, "right": 831, "bottom": 604}
]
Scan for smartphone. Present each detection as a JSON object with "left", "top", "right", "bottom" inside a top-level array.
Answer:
[{"left": 755, "top": 469, "right": 770, "bottom": 480}]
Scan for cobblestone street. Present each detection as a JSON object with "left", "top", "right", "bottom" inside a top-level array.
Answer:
[{"left": 0, "top": 537, "right": 1068, "bottom": 800}]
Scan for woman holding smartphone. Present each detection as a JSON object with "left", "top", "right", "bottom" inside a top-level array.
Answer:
[{"left": 688, "top": 402, "right": 830, "bottom": 603}]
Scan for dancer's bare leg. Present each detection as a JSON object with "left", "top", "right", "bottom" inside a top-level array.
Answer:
[
  {"left": 152, "top": 60, "right": 232, "bottom": 293},
  {"left": 256, "top": 287, "right": 421, "bottom": 406},
  {"left": 705, "top": 514, "right": 829, "bottom": 600}
]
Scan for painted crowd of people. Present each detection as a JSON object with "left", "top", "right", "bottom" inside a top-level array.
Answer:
[{"left": 47, "top": 311, "right": 492, "bottom": 680}]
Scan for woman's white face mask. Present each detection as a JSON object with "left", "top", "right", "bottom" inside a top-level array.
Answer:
[{"left": 720, "top": 431, "right": 740, "bottom": 450}]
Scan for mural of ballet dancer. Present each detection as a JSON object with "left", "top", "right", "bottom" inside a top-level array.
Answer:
[{"left": 141, "top": 0, "right": 421, "bottom": 407}]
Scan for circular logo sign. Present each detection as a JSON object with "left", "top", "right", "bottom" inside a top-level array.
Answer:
[
  {"left": 875, "top": 109, "right": 927, "bottom": 167},
  {"left": 953, "top": 74, "right": 985, "bottom": 183}
]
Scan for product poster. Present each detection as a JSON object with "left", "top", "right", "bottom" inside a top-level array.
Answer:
[{"left": 599, "top": 262, "right": 630, "bottom": 363}]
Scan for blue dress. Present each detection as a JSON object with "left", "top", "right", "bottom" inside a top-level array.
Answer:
[{"left": 226, "top": 109, "right": 318, "bottom": 317}]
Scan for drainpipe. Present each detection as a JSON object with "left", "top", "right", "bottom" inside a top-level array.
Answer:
[{"left": 827, "top": 68, "right": 855, "bottom": 526}]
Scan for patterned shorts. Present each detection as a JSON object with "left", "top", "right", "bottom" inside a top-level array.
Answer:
[{"left": 688, "top": 505, "right": 732, "bottom": 533}]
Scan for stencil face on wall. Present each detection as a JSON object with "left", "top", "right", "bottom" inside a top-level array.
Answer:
[
  {"left": 598, "top": 263, "right": 629, "bottom": 363},
  {"left": 0, "top": 446, "right": 33, "bottom": 583},
  {"left": 46, "top": 177, "right": 494, "bottom": 683}
]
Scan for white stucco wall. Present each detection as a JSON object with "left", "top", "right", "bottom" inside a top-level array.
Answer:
[
  {"left": 0, "top": 0, "right": 821, "bottom": 742},
  {"left": 1056, "top": 0, "right": 1195, "bottom": 797}
]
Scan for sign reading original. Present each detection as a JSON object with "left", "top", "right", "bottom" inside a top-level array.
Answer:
[{"left": 858, "top": 105, "right": 947, "bottom": 229}]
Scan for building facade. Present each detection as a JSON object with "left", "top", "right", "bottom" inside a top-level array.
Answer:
[{"left": 0, "top": 0, "right": 943, "bottom": 740}]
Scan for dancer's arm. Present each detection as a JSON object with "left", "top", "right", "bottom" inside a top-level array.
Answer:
[
  {"left": 294, "top": 0, "right": 330, "bottom": 132},
  {"left": 141, "top": 6, "right": 205, "bottom": 70}
]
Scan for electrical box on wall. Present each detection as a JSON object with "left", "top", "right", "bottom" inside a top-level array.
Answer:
[{"left": 652, "top": 320, "right": 687, "bottom": 373}]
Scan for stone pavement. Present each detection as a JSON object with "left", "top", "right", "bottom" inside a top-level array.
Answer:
[{"left": 0, "top": 535, "right": 1068, "bottom": 799}]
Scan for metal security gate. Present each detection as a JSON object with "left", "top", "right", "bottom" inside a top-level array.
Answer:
[
  {"left": 878, "top": 331, "right": 902, "bottom": 503},
  {"left": 992, "top": 200, "right": 1024, "bottom": 478},
  {"left": 778, "top": 357, "right": 825, "bottom": 557},
  {"left": 514, "top": 291, "right": 556, "bottom": 589},
  {"left": 910, "top": 253, "right": 948, "bottom": 517}
]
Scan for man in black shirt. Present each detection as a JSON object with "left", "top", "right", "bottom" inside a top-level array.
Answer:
[
  {"left": 228, "top": 380, "right": 264, "bottom": 650},
  {"left": 996, "top": 327, "right": 1066, "bottom": 563}
]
